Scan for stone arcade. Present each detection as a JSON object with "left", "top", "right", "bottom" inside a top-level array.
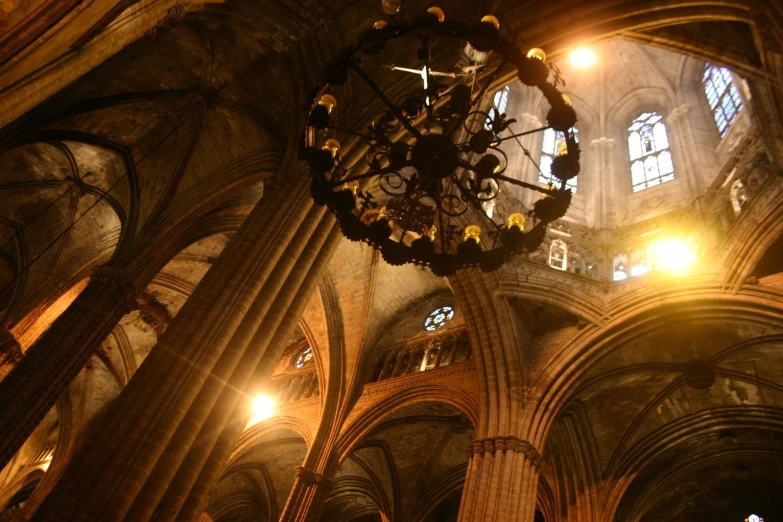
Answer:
[{"left": 1, "top": 1, "right": 783, "bottom": 521}]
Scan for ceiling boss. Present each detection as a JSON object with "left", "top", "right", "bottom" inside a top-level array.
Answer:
[{"left": 301, "top": 1, "right": 579, "bottom": 276}]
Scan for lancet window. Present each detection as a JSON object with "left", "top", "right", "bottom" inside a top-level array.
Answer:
[
  {"left": 703, "top": 63, "right": 743, "bottom": 137},
  {"left": 540, "top": 127, "right": 578, "bottom": 192},
  {"left": 628, "top": 112, "right": 674, "bottom": 192}
]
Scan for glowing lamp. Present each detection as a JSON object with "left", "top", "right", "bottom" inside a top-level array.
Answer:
[
  {"left": 527, "top": 48, "right": 547, "bottom": 62},
  {"left": 340, "top": 180, "right": 359, "bottom": 196},
  {"left": 569, "top": 47, "right": 597, "bottom": 69},
  {"left": 373, "top": 20, "right": 388, "bottom": 30},
  {"left": 481, "top": 15, "right": 500, "bottom": 30},
  {"left": 317, "top": 94, "right": 337, "bottom": 114},
  {"left": 322, "top": 139, "right": 341, "bottom": 157},
  {"left": 427, "top": 7, "right": 445, "bottom": 22},
  {"left": 426, "top": 225, "right": 437, "bottom": 241},
  {"left": 508, "top": 213, "right": 526, "bottom": 231},
  {"left": 464, "top": 225, "right": 482, "bottom": 244},
  {"left": 249, "top": 395, "right": 276, "bottom": 424},
  {"left": 647, "top": 238, "right": 697, "bottom": 273}
]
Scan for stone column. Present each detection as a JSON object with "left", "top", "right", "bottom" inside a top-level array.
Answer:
[
  {"left": 589, "top": 137, "right": 615, "bottom": 231},
  {"left": 0, "top": 266, "right": 136, "bottom": 471},
  {"left": 30, "top": 178, "right": 337, "bottom": 522},
  {"left": 277, "top": 466, "right": 335, "bottom": 522},
  {"left": 666, "top": 104, "right": 700, "bottom": 199},
  {"left": 457, "top": 437, "right": 543, "bottom": 522}
]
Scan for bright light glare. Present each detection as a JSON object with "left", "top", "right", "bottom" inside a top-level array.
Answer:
[
  {"left": 248, "top": 395, "right": 276, "bottom": 426},
  {"left": 569, "top": 47, "right": 597, "bottom": 69},
  {"left": 648, "top": 239, "right": 697, "bottom": 273}
]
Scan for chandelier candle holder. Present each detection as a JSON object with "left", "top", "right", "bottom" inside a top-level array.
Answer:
[{"left": 301, "top": 5, "right": 579, "bottom": 276}]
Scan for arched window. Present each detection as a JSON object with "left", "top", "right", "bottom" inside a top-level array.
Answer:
[
  {"left": 548, "top": 239, "right": 568, "bottom": 271},
  {"left": 703, "top": 63, "right": 743, "bottom": 137},
  {"left": 540, "top": 127, "right": 578, "bottom": 192},
  {"left": 485, "top": 86, "right": 510, "bottom": 130},
  {"left": 628, "top": 112, "right": 674, "bottom": 192}
]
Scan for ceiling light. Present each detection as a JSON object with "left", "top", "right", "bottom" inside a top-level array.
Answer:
[
  {"left": 248, "top": 395, "right": 276, "bottom": 425},
  {"left": 569, "top": 47, "right": 596, "bottom": 69},
  {"left": 302, "top": 6, "right": 580, "bottom": 276},
  {"left": 647, "top": 238, "right": 697, "bottom": 274}
]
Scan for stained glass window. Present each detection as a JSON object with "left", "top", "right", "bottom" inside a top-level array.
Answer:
[
  {"left": 703, "top": 63, "right": 743, "bottom": 137},
  {"left": 485, "top": 86, "right": 510, "bottom": 130},
  {"left": 540, "top": 127, "right": 578, "bottom": 192},
  {"left": 628, "top": 112, "right": 674, "bottom": 192},
  {"left": 424, "top": 306, "right": 455, "bottom": 331},
  {"left": 294, "top": 346, "right": 313, "bottom": 368}
]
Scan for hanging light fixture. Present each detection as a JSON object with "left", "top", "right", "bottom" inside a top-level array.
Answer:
[{"left": 301, "top": 4, "right": 579, "bottom": 276}]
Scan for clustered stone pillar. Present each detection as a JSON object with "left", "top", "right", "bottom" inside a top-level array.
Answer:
[
  {"left": 278, "top": 466, "right": 335, "bottom": 522},
  {"left": 30, "top": 177, "right": 338, "bottom": 522},
  {"left": 0, "top": 266, "right": 137, "bottom": 470},
  {"left": 458, "top": 436, "right": 542, "bottom": 522}
]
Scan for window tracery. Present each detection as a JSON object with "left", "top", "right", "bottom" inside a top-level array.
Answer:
[
  {"left": 485, "top": 86, "right": 510, "bottom": 130},
  {"left": 628, "top": 112, "right": 674, "bottom": 192},
  {"left": 375, "top": 330, "right": 471, "bottom": 382},
  {"left": 424, "top": 306, "right": 455, "bottom": 331},
  {"left": 294, "top": 346, "right": 313, "bottom": 368},
  {"left": 703, "top": 63, "right": 743, "bottom": 137},
  {"left": 540, "top": 127, "right": 578, "bottom": 192},
  {"left": 548, "top": 239, "right": 568, "bottom": 271}
]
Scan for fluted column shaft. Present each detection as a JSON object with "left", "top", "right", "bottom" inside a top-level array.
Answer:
[
  {"left": 31, "top": 177, "right": 335, "bottom": 522},
  {"left": 278, "top": 466, "right": 335, "bottom": 522},
  {"left": 0, "top": 266, "right": 136, "bottom": 471},
  {"left": 457, "top": 437, "right": 542, "bottom": 522}
]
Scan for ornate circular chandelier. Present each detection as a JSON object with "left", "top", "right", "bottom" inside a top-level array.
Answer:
[{"left": 301, "top": 4, "right": 579, "bottom": 276}]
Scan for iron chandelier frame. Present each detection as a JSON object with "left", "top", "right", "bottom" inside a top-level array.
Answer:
[{"left": 301, "top": 8, "right": 580, "bottom": 276}]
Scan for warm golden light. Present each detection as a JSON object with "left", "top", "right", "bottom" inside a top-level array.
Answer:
[
  {"left": 317, "top": 94, "right": 337, "bottom": 113},
  {"left": 341, "top": 180, "right": 359, "bottom": 196},
  {"left": 427, "top": 7, "right": 445, "bottom": 22},
  {"left": 508, "top": 213, "right": 526, "bottom": 231},
  {"left": 569, "top": 47, "right": 597, "bottom": 69},
  {"left": 464, "top": 225, "right": 482, "bottom": 243},
  {"left": 647, "top": 238, "right": 697, "bottom": 274},
  {"left": 249, "top": 395, "right": 276, "bottom": 425},
  {"left": 322, "top": 139, "right": 341, "bottom": 157},
  {"left": 426, "top": 225, "right": 437, "bottom": 241},
  {"left": 527, "top": 48, "right": 547, "bottom": 62},
  {"left": 373, "top": 20, "right": 388, "bottom": 30},
  {"left": 480, "top": 15, "right": 500, "bottom": 30},
  {"left": 562, "top": 94, "right": 572, "bottom": 106}
]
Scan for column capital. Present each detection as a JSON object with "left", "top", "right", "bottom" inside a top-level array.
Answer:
[
  {"left": 294, "top": 466, "right": 334, "bottom": 491},
  {"left": 468, "top": 436, "right": 544, "bottom": 470},
  {"left": 91, "top": 266, "right": 137, "bottom": 314},
  {"left": 667, "top": 104, "right": 690, "bottom": 121},
  {"left": 590, "top": 137, "right": 616, "bottom": 148},
  {"left": 519, "top": 112, "right": 542, "bottom": 127}
]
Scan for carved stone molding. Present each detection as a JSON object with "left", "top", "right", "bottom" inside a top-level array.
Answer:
[
  {"left": 0, "top": 328, "right": 22, "bottom": 366},
  {"left": 294, "top": 466, "right": 333, "bottom": 490},
  {"left": 362, "top": 360, "right": 476, "bottom": 396},
  {"left": 467, "top": 436, "right": 544, "bottom": 470},
  {"left": 91, "top": 266, "right": 138, "bottom": 314}
]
